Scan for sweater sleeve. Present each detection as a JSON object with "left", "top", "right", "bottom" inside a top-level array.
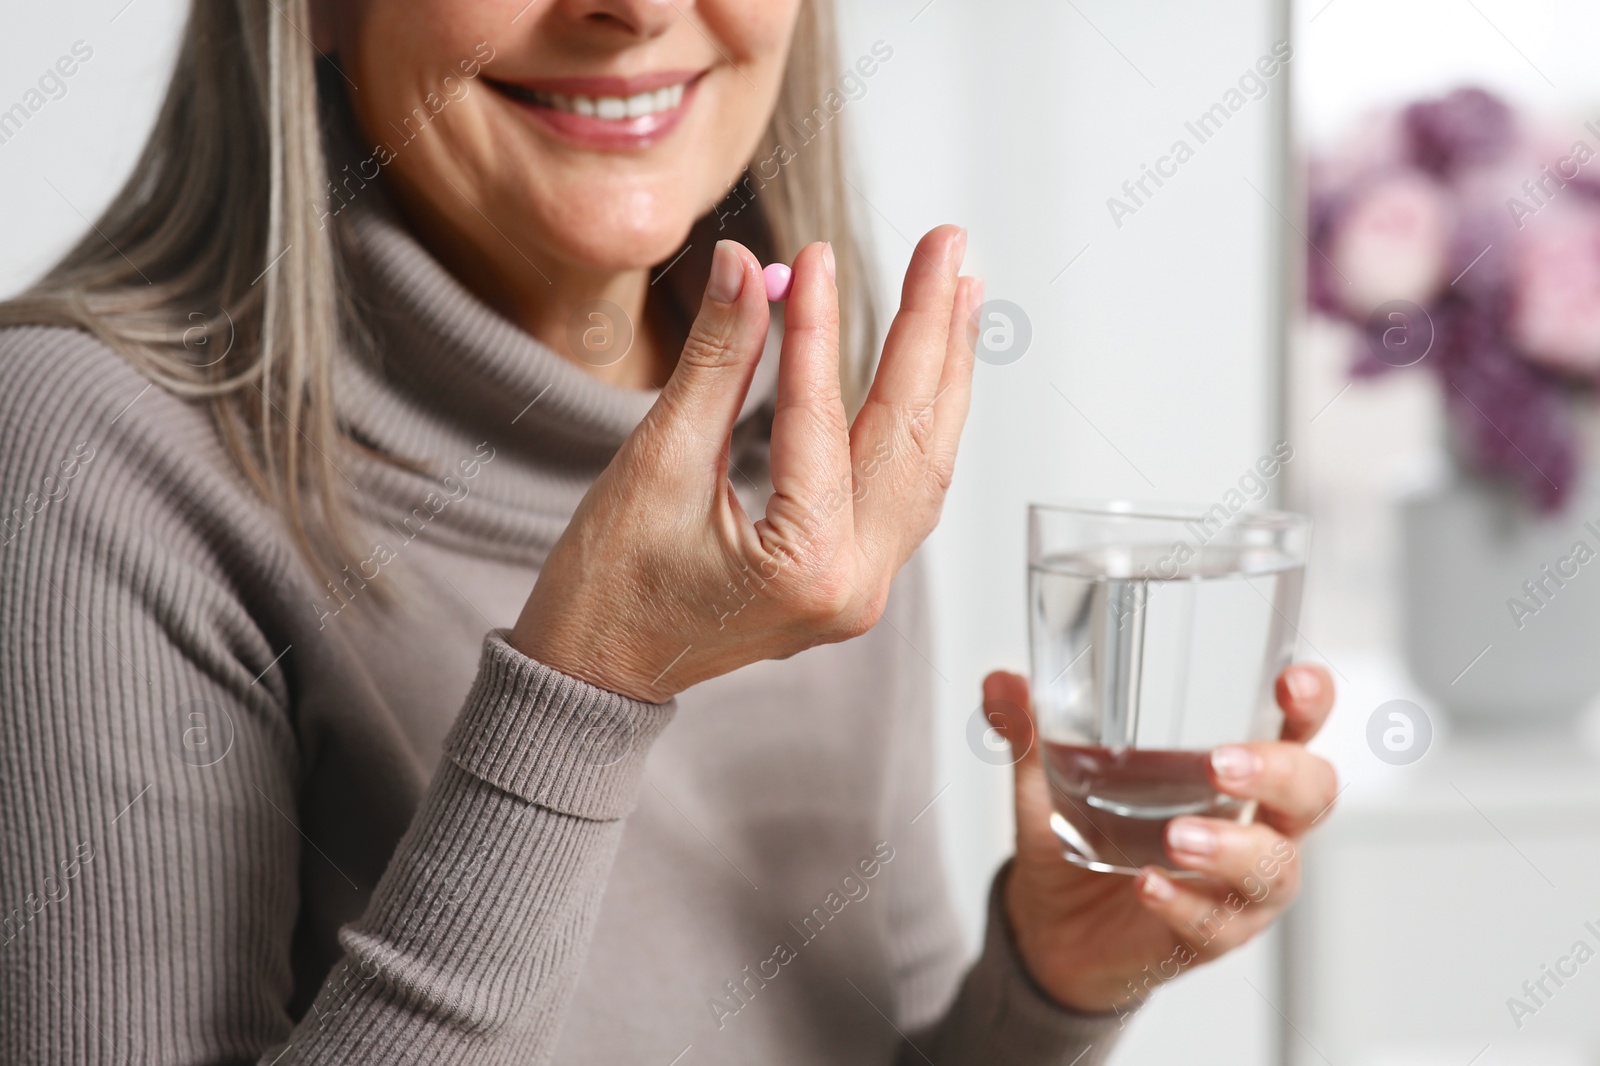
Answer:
[
  {"left": 283, "top": 634, "right": 674, "bottom": 1063},
  {"left": 877, "top": 554, "right": 1122, "bottom": 1065},
  {"left": 0, "top": 329, "right": 671, "bottom": 1065},
  {"left": 905, "top": 864, "right": 1123, "bottom": 1065}
]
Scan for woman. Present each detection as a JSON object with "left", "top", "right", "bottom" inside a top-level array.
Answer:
[{"left": 0, "top": 1, "right": 1337, "bottom": 1063}]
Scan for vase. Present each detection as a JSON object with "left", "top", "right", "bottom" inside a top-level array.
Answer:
[{"left": 1399, "top": 474, "right": 1600, "bottom": 730}]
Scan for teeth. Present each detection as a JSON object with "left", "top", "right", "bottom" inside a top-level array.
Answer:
[{"left": 523, "top": 80, "right": 688, "bottom": 120}]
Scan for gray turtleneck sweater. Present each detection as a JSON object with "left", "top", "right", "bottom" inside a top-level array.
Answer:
[{"left": 0, "top": 194, "right": 1118, "bottom": 1064}]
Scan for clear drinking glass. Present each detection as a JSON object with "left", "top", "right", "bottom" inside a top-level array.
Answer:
[{"left": 1027, "top": 502, "right": 1310, "bottom": 876}]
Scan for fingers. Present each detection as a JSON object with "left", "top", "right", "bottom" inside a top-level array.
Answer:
[
  {"left": 925, "top": 275, "right": 981, "bottom": 489},
  {"left": 982, "top": 670, "right": 1035, "bottom": 753},
  {"left": 1134, "top": 856, "right": 1290, "bottom": 957},
  {"left": 1136, "top": 819, "right": 1302, "bottom": 955},
  {"left": 761, "top": 242, "right": 852, "bottom": 554},
  {"left": 865, "top": 225, "right": 967, "bottom": 412},
  {"left": 1276, "top": 663, "right": 1335, "bottom": 743},
  {"left": 984, "top": 671, "right": 1043, "bottom": 800},
  {"left": 1161, "top": 817, "right": 1301, "bottom": 898},
  {"left": 984, "top": 670, "right": 1067, "bottom": 864},
  {"left": 1209, "top": 741, "right": 1339, "bottom": 837},
  {"left": 849, "top": 226, "right": 968, "bottom": 560},
  {"left": 655, "top": 239, "right": 771, "bottom": 464}
]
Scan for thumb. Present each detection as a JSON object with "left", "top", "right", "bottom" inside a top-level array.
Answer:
[
  {"left": 655, "top": 239, "right": 771, "bottom": 456},
  {"left": 982, "top": 671, "right": 1057, "bottom": 850}
]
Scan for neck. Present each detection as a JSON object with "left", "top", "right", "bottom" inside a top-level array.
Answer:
[{"left": 385, "top": 186, "right": 676, "bottom": 391}]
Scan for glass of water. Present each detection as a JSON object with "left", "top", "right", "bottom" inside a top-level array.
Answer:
[{"left": 1027, "top": 502, "right": 1310, "bottom": 876}]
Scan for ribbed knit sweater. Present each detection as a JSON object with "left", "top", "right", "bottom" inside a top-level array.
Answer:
[{"left": 0, "top": 192, "right": 1119, "bottom": 1064}]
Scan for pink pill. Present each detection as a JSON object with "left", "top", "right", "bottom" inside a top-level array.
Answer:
[{"left": 763, "top": 262, "right": 793, "bottom": 302}]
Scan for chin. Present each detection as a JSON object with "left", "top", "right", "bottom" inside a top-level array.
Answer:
[{"left": 528, "top": 192, "right": 703, "bottom": 273}]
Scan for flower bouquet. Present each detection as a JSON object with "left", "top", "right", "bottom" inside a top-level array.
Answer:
[
  {"left": 1308, "top": 86, "right": 1600, "bottom": 512},
  {"left": 1308, "top": 87, "right": 1600, "bottom": 727}
]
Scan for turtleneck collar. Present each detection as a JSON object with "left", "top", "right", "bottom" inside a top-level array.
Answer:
[{"left": 336, "top": 184, "right": 780, "bottom": 478}]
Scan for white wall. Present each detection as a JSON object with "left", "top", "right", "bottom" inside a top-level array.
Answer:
[
  {"left": 837, "top": 4, "right": 1288, "bottom": 1063},
  {"left": 3, "top": 3, "right": 1293, "bottom": 1063},
  {"left": 1297, "top": 0, "right": 1600, "bottom": 142},
  {"left": 0, "top": 3, "right": 186, "bottom": 295}
]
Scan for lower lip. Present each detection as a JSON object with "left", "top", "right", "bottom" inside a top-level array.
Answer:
[{"left": 494, "top": 79, "right": 699, "bottom": 151}]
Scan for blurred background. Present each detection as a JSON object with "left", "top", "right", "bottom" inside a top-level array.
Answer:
[{"left": 9, "top": 0, "right": 1600, "bottom": 1063}]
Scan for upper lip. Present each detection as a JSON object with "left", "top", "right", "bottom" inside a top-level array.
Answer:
[{"left": 487, "top": 69, "right": 707, "bottom": 99}]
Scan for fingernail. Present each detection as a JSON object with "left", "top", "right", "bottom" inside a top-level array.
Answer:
[
  {"left": 1167, "top": 820, "right": 1216, "bottom": 857},
  {"left": 950, "top": 227, "right": 968, "bottom": 268},
  {"left": 1211, "top": 745, "right": 1262, "bottom": 783},
  {"left": 1140, "top": 870, "right": 1175, "bottom": 901},
  {"left": 970, "top": 277, "right": 985, "bottom": 312},
  {"left": 822, "top": 242, "right": 837, "bottom": 283},
  {"left": 1286, "top": 665, "right": 1319, "bottom": 704},
  {"left": 708, "top": 240, "right": 744, "bottom": 303}
]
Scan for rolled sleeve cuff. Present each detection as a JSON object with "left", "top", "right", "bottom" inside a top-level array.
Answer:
[{"left": 443, "top": 630, "right": 676, "bottom": 820}]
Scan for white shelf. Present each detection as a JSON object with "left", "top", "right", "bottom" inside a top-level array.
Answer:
[{"left": 1288, "top": 647, "right": 1600, "bottom": 1066}]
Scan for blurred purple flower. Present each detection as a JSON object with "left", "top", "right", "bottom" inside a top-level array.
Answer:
[
  {"left": 1310, "top": 86, "right": 1593, "bottom": 512},
  {"left": 1330, "top": 172, "right": 1451, "bottom": 316},
  {"left": 1428, "top": 298, "right": 1571, "bottom": 508},
  {"left": 1403, "top": 88, "right": 1517, "bottom": 178},
  {"left": 1445, "top": 336, "right": 1577, "bottom": 511},
  {"left": 1509, "top": 203, "right": 1600, "bottom": 374}
]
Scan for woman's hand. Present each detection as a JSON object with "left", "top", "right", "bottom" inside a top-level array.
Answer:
[
  {"left": 985, "top": 664, "right": 1338, "bottom": 1016},
  {"left": 511, "top": 232, "right": 981, "bottom": 702}
]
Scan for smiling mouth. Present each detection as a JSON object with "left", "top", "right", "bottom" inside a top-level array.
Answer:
[
  {"left": 488, "top": 71, "right": 706, "bottom": 150},
  {"left": 497, "top": 81, "right": 688, "bottom": 120}
]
